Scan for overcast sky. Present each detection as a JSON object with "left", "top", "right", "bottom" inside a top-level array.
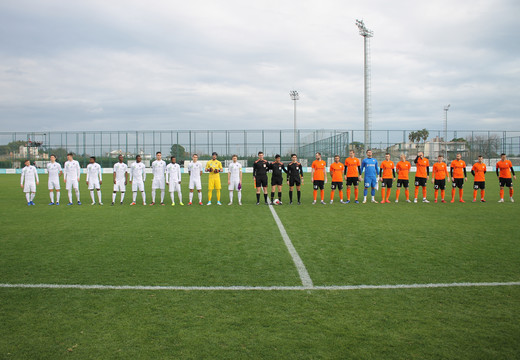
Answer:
[{"left": 0, "top": 0, "right": 519, "bottom": 132}]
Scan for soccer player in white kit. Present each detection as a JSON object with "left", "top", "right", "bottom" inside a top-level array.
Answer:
[
  {"left": 150, "top": 151, "right": 167, "bottom": 206},
  {"left": 129, "top": 155, "right": 147, "bottom": 205},
  {"left": 20, "top": 159, "right": 39, "bottom": 205},
  {"left": 166, "top": 156, "right": 183, "bottom": 206},
  {"left": 187, "top": 154, "right": 203, "bottom": 205},
  {"left": 63, "top": 153, "right": 82, "bottom": 205},
  {"left": 228, "top": 154, "right": 243, "bottom": 205},
  {"left": 112, "top": 154, "right": 128, "bottom": 205},
  {"left": 86, "top": 156, "right": 103, "bottom": 205},
  {"left": 47, "top": 154, "right": 62, "bottom": 205}
]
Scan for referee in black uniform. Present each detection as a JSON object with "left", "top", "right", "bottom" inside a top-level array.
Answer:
[{"left": 253, "top": 151, "right": 269, "bottom": 205}]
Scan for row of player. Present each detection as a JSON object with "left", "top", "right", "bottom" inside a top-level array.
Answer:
[{"left": 19, "top": 150, "right": 516, "bottom": 206}]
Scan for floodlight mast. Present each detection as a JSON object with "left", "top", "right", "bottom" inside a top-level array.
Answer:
[
  {"left": 356, "top": 19, "right": 373, "bottom": 150},
  {"left": 290, "top": 90, "right": 299, "bottom": 152},
  {"left": 444, "top": 104, "right": 450, "bottom": 160}
]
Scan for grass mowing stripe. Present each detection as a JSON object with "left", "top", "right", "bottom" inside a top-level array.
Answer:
[
  {"left": 1, "top": 281, "right": 519, "bottom": 291},
  {"left": 268, "top": 204, "right": 313, "bottom": 287}
]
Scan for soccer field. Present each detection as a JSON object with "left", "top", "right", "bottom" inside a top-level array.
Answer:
[{"left": 1, "top": 174, "right": 519, "bottom": 359}]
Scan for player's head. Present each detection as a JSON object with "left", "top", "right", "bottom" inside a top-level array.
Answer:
[
  {"left": 24, "top": 159, "right": 30, "bottom": 166},
  {"left": 418, "top": 151, "right": 424, "bottom": 158},
  {"left": 89, "top": 156, "right": 96, "bottom": 164},
  {"left": 478, "top": 155, "right": 483, "bottom": 163},
  {"left": 291, "top": 154, "right": 297, "bottom": 161},
  {"left": 67, "top": 152, "right": 74, "bottom": 160},
  {"left": 275, "top": 154, "right": 281, "bottom": 162},
  {"left": 349, "top": 150, "right": 355, "bottom": 157},
  {"left": 170, "top": 156, "right": 176, "bottom": 163},
  {"left": 400, "top": 153, "right": 406, "bottom": 161},
  {"left": 232, "top": 154, "right": 238, "bottom": 162},
  {"left": 437, "top": 155, "right": 443, "bottom": 162},
  {"left": 118, "top": 154, "right": 124, "bottom": 162},
  {"left": 212, "top": 152, "right": 218, "bottom": 160},
  {"left": 136, "top": 155, "right": 141, "bottom": 163},
  {"left": 192, "top": 154, "right": 198, "bottom": 162},
  {"left": 500, "top": 153, "right": 506, "bottom": 160},
  {"left": 315, "top": 152, "right": 321, "bottom": 160},
  {"left": 385, "top": 153, "right": 390, "bottom": 161},
  {"left": 334, "top": 155, "right": 340, "bottom": 163},
  {"left": 366, "top": 150, "right": 372, "bottom": 158},
  {"left": 156, "top": 151, "right": 162, "bottom": 160},
  {"left": 456, "top": 153, "right": 461, "bottom": 160},
  {"left": 50, "top": 154, "right": 56, "bottom": 162},
  {"left": 258, "top": 151, "right": 264, "bottom": 160}
]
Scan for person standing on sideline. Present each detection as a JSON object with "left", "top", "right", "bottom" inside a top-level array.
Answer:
[
  {"left": 227, "top": 155, "right": 243, "bottom": 205},
  {"left": 47, "top": 154, "right": 62, "bottom": 205},
  {"left": 21, "top": 159, "right": 39, "bottom": 205},
  {"left": 361, "top": 150, "right": 379, "bottom": 203},
  {"left": 471, "top": 155, "right": 486, "bottom": 202},
  {"left": 496, "top": 153, "right": 516, "bottom": 203},
  {"left": 63, "top": 153, "right": 81, "bottom": 206}
]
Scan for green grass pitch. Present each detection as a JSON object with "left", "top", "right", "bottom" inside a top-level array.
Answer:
[{"left": 1, "top": 173, "right": 519, "bottom": 358}]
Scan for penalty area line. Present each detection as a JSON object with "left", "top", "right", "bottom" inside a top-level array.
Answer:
[
  {"left": 268, "top": 204, "right": 313, "bottom": 287},
  {"left": 0, "top": 282, "right": 519, "bottom": 291}
]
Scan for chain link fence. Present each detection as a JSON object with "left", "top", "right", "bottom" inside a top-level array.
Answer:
[{"left": 1, "top": 129, "right": 519, "bottom": 168}]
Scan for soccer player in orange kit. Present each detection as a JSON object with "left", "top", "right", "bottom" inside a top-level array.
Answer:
[
  {"left": 471, "top": 155, "right": 486, "bottom": 202},
  {"left": 413, "top": 152, "right": 430, "bottom": 203},
  {"left": 329, "top": 155, "right": 345, "bottom": 204},
  {"left": 379, "top": 153, "right": 395, "bottom": 203},
  {"left": 450, "top": 153, "right": 467, "bottom": 203},
  {"left": 395, "top": 154, "right": 411, "bottom": 203},
  {"left": 496, "top": 153, "right": 516, "bottom": 203},
  {"left": 311, "top": 152, "right": 327, "bottom": 204},
  {"left": 344, "top": 150, "right": 361, "bottom": 203},
  {"left": 432, "top": 155, "right": 450, "bottom": 203}
]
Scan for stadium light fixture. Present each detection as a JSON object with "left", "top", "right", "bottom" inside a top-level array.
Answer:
[
  {"left": 444, "top": 104, "right": 450, "bottom": 160},
  {"left": 290, "top": 90, "right": 299, "bottom": 152},
  {"left": 355, "top": 19, "right": 373, "bottom": 150}
]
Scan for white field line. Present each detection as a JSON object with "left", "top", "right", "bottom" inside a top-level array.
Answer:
[
  {"left": 0, "top": 282, "right": 519, "bottom": 291},
  {"left": 268, "top": 204, "right": 313, "bottom": 287}
]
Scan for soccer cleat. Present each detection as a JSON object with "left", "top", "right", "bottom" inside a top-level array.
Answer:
[
  {"left": 77, "top": 201, "right": 82, "bottom": 205},
  {"left": 179, "top": 202, "right": 184, "bottom": 206},
  {"left": 346, "top": 200, "right": 350, "bottom": 204},
  {"left": 354, "top": 200, "right": 359, "bottom": 204},
  {"left": 340, "top": 200, "right": 346, "bottom": 204},
  {"left": 380, "top": 200, "right": 386, "bottom": 204},
  {"left": 278, "top": 201, "right": 283, "bottom": 205},
  {"left": 422, "top": 199, "right": 429, "bottom": 203},
  {"left": 120, "top": 202, "right": 123, "bottom": 205},
  {"left": 330, "top": 200, "right": 334, "bottom": 204},
  {"left": 434, "top": 199, "right": 438, "bottom": 203},
  {"left": 312, "top": 200, "right": 316, "bottom": 205},
  {"left": 297, "top": 201, "right": 301, "bottom": 205},
  {"left": 472, "top": 199, "right": 477, "bottom": 203},
  {"left": 27, "top": 202, "right": 31, "bottom": 206},
  {"left": 171, "top": 203, "right": 175, "bottom": 206},
  {"left": 111, "top": 202, "right": 115, "bottom": 206},
  {"left": 188, "top": 202, "right": 192, "bottom": 206},
  {"left": 150, "top": 202, "right": 155, "bottom": 206},
  {"left": 480, "top": 199, "right": 486, "bottom": 202},
  {"left": 48, "top": 202, "right": 54, "bottom": 206},
  {"left": 228, "top": 202, "right": 233, "bottom": 205},
  {"left": 321, "top": 200, "right": 326, "bottom": 205},
  {"left": 371, "top": 199, "right": 378, "bottom": 203},
  {"left": 441, "top": 199, "right": 447, "bottom": 203},
  {"left": 143, "top": 203, "right": 147, "bottom": 206},
  {"left": 450, "top": 199, "right": 455, "bottom": 203},
  {"left": 406, "top": 199, "right": 411, "bottom": 203},
  {"left": 498, "top": 198, "right": 504, "bottom": 203},
  {"left": 67, "top": 202, "right": 73, "bottom": 206},
  {"left": 395, "top": 200, "right": 399, "bottom": 203},
  {"left": 459, "top": 199, "right": 465, "bottom": 203},
  {"left": 199, "top": 202, "right": 203, "bottom": 206},
  {"left": 238, "top": 202, "right": 242, "bottom": 205},
  {"left": 207, "top": 201, "right": 212, "bottom": 206},
  {"left": 99, "top": 202, "right": 103, "bottom": 206},
  {"left": 362, "top": 199, "right": 367, "bottom": 204},
  {"left": 160, "top": 203, "right": 165, "bottom": 206},
  {"left": 91, "top": 202, "right": 96, "bottom": 206},
  {"left": 265, "top": 202, "right": 269, "bottom": 205},
  {"left": 217, "top": 201, "right": 222, "bottom": 205},
  {"left": 289, "top": 201, "right": 293, "bottom": 205},
  {"left": 256, "top": 202, "right": 260, "bottom": 205},
  {"left": 511, "top": 197, "right": 515, "bottom": 203},
  {"left": 413, "top": 198, "right": 418, "bottom": 203},
  {"left": 56, "top": 202, "right": 60, "bottom": 206},
  {"left": 130, "top": 202, "right": 136, "bottom": 206}
]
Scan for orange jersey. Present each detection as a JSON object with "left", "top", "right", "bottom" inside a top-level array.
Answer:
[
  {"left": 344, "top": 157, "right": 361, "bottom": 177},
  {"left": 496, "top": 160, "right": 513, "bottom": 178},
  {"left": 330, "top": 162, "right": 344, "bottom": 182},
  {"left": 472, "top": 163, "right": 486, "bottom": 182},
  {"left": 450, "top": 160, "right": 466, "bottom": 179},
  {"left": 312, "top": 160, "right": 327, "bottom": 181},
  {"left": 415, "top": 157, "right": 430, "bottom": 178},
  {"left": 380, "top": 160, "right": 395, "bottom": 179},
  {"left": 396, "top": 161, "right": 411, "bottom": 180},
  {"left": 432, "top": 162, "right": 449, "bottom": 180}
]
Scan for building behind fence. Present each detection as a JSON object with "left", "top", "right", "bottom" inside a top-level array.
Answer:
[{"left": 1, "top": 129, "right": 519, "bottom": 168}]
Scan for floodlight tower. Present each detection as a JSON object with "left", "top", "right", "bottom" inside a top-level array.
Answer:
[
  {"left": 290, "top": 90, "right": 299, "bottom": 151},
  {"left": 444, "top": 104, "right": 450, "bottom": 160},
  {"left": 355, "top": 19, "right": 373, "bottom": 150}
]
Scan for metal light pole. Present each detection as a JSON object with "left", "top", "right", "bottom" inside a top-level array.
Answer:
[
  {"left": 356, "top": 19, "right": 373, "bottom": 150},
  {"left": 444, "top": 104, "right": 450, "bottom": 160},
  {"left": 290, "top": 90, "right": 299, "bottom": 152}
]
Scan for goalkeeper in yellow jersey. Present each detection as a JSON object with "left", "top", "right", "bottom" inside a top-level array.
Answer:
[{"left": 205, "top": 152, "right": 223, "bottom": 205}]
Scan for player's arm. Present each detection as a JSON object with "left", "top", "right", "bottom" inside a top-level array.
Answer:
[
  {"left": 511, "top": 165, "right": 516, "bottom": 179},
  {"left": 129, "top": 167, "right": 133, "bottom": 183},
  {"left": 496, "top": 165, "right": 499, "bottom": 177},
  {"left": 35, "top": 169, "right": 39, "bottom": 185},
  {"left": 86, "top": 167, "right": 90, "bottom": 185},
  {"left": 414, "top": 156, "right": 419, "bottom": 164},
  {"left": 165, "top": 167, "right": 169, "bottom": 185},
  {"left": 379, "top": 167, "right": 383, "bottom": 180},
  {"left": 431, "top": 167, "right": 435, "bottom": 184},
  {"left": 252, "top": 161, "right": 257, "bottom": 180},
  {"left": 58, "top": 164, "right": 63, "bottom": 177},
  {"left": 426, "top": 164, "right": 429, "bottom": 179},
  {"left": 311, "top": 166, "right": 315, "bottom": 182},
  {"left": 76, "top": 162, "right": 81, "bottom": 182},
  {"left": 450, "top": 166, "right": 454, "bottom": 179},
  {"left": 142, "top": 167, "right": 146, "bottom": 182},
  {"left": 98, "top": 166, "right": 103, "bottom": 184},
  {"left": 113, "top": 167, "right": 117, "bottom": 184},
  {"left": 239, "top": 168, "right": 243, "bottom": 185},
  {"left": 125, "top": 168, "right": 128, "bottom": 185},
  {"left": 20, "top": 170, "right": 24, "bottom": 188},
  {"left": 392, "top": 168, "right": 396, "bottom": 179}
]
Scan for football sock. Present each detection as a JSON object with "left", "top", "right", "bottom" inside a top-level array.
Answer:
[
  {"left": 500, "top": 189, "right": 504, "bottom": 199},
  {"left": 56, "top": 191, "right": 60, "bottom": 203},
  {"left": 395, "top": 189, "right": 400, "bottom": 200},
  {"left": 75, "top": 189, "right": 80, "bottom": 202},
  {"left": 381, "top": 188, "right": 386, "bottom": 201},
  {"left": 371, "top": 188, "right": 375, "bottom": 196},
  {"left": 355, "top": 188, "right": 359, "bottom": 200},
  {"left": 189, "top": 192, "right": 194, "bottom": 203},
  {"left": 26, "top": 193, "right": 31, "bottom": 202},
  {"left": 237, "top": 190, "right": 242, "bottom": 203},
  {"left": 171, "top": 192, "right": 175, "bottom": 203},
  {"left": 414, "top": 187, "right": 419, "bottom": 199},
  {"left": 297, "top": 190, "right": 301, "bottom": 202},
  {"left": 216, "top": 190, "right": 220, "bottom": 201},
  {"left": 141, "top": 191, "right": 146, "bottom": 203},
  {"left": 473, "top": 189, "right": 477, "bottom": 200},
  {"left": 330, "top": 190, "right": 335, "bottom": 201},
  {"left": 152, "top": 191, "right": 156, "bottom": 203},
  {"left": 50, "top": 192, "right": 54, "bottom": 203},
  {"left": 30, "top": 192, "right": 36, "bottom": 201},
  {"left": 459, "top": 189, "right": 463, "bottom": 201},
  {"left": 97, "top": 190, "right": 102, "bottom": 203},
  {"left": 90, "top": 190, "right": 95, "bottom": 203},
  {"left": 120, "top": 192, "right": 125, "bottom": 202},
  {"left": 441, "top": 189, "right": 445, "bottom": 200},
  {"left": 405, "top": 189, "right": 409, "bottom": 200},
  {"left": 346, "top": 187, "right": 351, "bottom": 200},
  {"left": 313, "top": 190, "right": 317, "bottom": 201},
  {"left": 386, "top": 189, "right": 391, "bottom": 201},
  {"left": 510, "top": 188, "right": 514, "bottom": 197},
  {"left": 339, "top": 191, "right": 343, "bottom": 201},
  {"left": 112, "top": 192, "right": 117, "bottom": 203},
  {"left": 208, "top": 191, "right": 212, "bottom": 202},
  {"left": 422, "top": 187, "right": 427, "bottom": 199},
  {"left": 451, "top": 188, "right": 456, "bottom": 201},
  {"left": 434, "top": 189, "right": 438, "bottom": 200},
  {"left": 256, "top": 193, "right": 260, "bottom": 202},
  {"left": 271, "top": 192, "right": 275, "bottom": 202},
  {"left": 133, "top": 192, "right": 137, "bottom": 202},
  {"left": 177, "top": 190, "right": 182, "bottom": 202},
  {"left": 364, "top": 188, "right": 368, "bottom": 197},
  {"left": 160, "top": 190, "right": 165, "bottom": 203},
  {"left": 68, "top": 190, "right": 73, "bottom": 203},
  {"left": 264, "top": 193, "right": 268, "bottom": 202},
  {"left": 320, "top": 190, "right": 324, "bottom": 201},
  {"left": 198, "top": 192, "right": 202, "bottom": 203},
  {"left": 481, "top": 190, "right": 485, "bottom": 199},
  {"left": 229, "top": 191, "right": 233, "bottom": 203},
  {"left": 278, "top": 192, "right": 281, "bottom": 201},
  {"left": 289, "top": 191, "right": 293, "bottom": 202}
]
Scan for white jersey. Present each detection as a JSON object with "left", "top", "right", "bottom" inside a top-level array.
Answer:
[
  {"left": 130, "top": 162, "right": 146, "bottom": 183},
  {"left": 86, "top": 162, "right": 102, "bottom": 183},
  {"left": 47, "top": 162, "right": 62, "bottom": 180},
  {"left": 63, "top": 160, "right": 81, "bottom": 181},
  {"left": 166, "top": 163, "right": 181, "bottom": 183},
  {"left": 113, "top": 162, "right": 128, "bottom": 182},
  {"left": 188, "top": 161, "right": 203, "bottom": 180},
  {"left": 21, "top": 165, "right": 39, "bottom": 185},
  {"left": 228, "top": 162, "right": 242, "bottom": 181},
  {"left": 151, "top": 160, "right": 166, "bottom": 181}
]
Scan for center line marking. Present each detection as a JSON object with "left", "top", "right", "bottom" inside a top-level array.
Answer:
[{"left": 268, "top": 204, "right": 313, "bottom": 287}]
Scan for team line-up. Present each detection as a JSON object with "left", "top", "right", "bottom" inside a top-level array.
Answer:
[{"left": 19, "top": 149, "right": 516, "bottom": 206}]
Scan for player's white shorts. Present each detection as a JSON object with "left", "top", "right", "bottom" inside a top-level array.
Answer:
[
  {"left": 48, "top": 178, "right": 60, "bottom": 190},
  {"left": 152, "top": 178, "right": 165, "bottom": 190},
  {"left": 228, "top": 179, "right": 241, "bottom": 191},
  {"left": 169, "top": 181, "right": 181, "bottom": 193},
  {"left": 113, "top": 180, "right": 126, "bottom": 192},
  {"left": 132, "top": 181, "right": 145, "bottom": 192},
  {"left": 65, "top": 179, "right": 79, "bottom": 190},
  {"left": 88, "top": 180, "right": 101, "bottom": 190},
  {"left": 24, "top": 183, "right": 36, "bottom": 193},
  {"left": 189, "top": 178, "right": 202, "bottom": 190}
]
